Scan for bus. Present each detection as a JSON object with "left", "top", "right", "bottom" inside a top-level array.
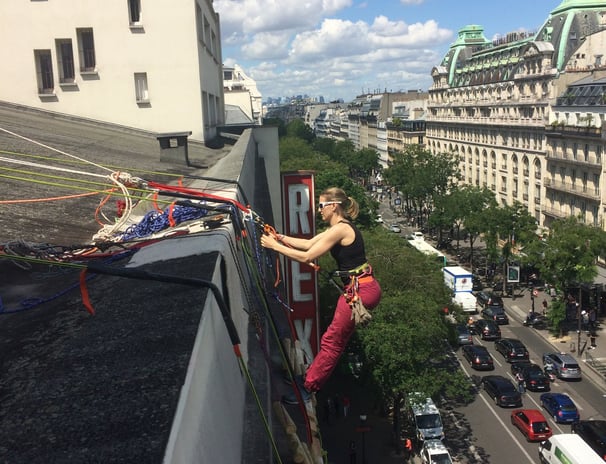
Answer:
[{"left": 407, "top": 239, "right": 447, "bottom": 267}]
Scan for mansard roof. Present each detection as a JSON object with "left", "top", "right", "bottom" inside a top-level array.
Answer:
[{"left": 437, "top": 1, "right": 606, "bottom": 87}]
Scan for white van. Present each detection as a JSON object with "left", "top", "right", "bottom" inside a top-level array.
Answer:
[
  {"left": 538, "top": 433, "right": 603, "bottom": 464},
  {"left": 407, "top": 393, "right": 444, "bottom": 442},
  {"left": 452, "top": 291, "right": 477, "bottom": 314}
]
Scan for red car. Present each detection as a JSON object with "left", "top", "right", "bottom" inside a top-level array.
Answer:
[{"left": 511, "top": 409, "right": 552, "bottom": 442}]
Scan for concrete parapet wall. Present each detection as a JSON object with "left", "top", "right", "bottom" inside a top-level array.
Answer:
[{"left": 126, "top": 126, "right": 280, "bottom": 462}]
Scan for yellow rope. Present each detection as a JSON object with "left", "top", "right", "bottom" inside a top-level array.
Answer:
[
  {"left": 0, "top": 172, "right": 173, "bottom": 206},
  {"left": 0, "top": 149, "right": 185, "bottom": 178}
]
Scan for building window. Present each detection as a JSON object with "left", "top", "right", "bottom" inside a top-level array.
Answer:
[
  {"left": 55, "top": 39, "right": 75, "bottom": 84},
  {"left": 204, "top": 16, "right": 211, "bottom": 49},
  {"left": 34, "top": 49, "right": 54, "bottom": 94},
  {"left": 77, "top": 28, "right": 96, "bottom": 72},
  {"left": 211, "top": 30, "right": 217, "bottom": 58},
  {"left": 128, "top": 0, "right": 141, "bottom": 25},
  {"left": 134, "top": 72, "right": 149, "bottom": 102},
  {"left": 195, "top": 4, "right": 203, "bottom": 43}
]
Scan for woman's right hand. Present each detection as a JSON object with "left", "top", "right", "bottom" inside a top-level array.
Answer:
[{"left": 260, "top": 234, "right": 277, "bottom": 250}]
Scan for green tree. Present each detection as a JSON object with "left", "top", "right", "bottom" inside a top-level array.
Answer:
[
  {"left": 430, "top": 185, "right": 495, "bottom": 271},
  {"left": 351, "top": 235, "right": 472, "bottom": 445},
  {"left": 384, "top": 147, "right": 459, "bottom": 228},
  {"left": 285, "top": 119, "right": 315, "bottom": 143},
  {"left": 350, "top": 147, "right": 380, "bottom": 184},
  {"left": 528, "top": 216, "right": 606, "bottom": 334},
  {"left": 312, "top": 137, "right": 336, "bottom": 157},
  {"left": 456, "top": 186, "right": 497, "bottom": 271},
  {"left": 481, "top": 202, "right": 538, "bottom": 293},
  {"left": 332, "top": 139, "right": 356, "bottom": 166}
]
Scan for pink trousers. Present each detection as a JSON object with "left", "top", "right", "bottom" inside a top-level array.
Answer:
[{"left": 304, "top": 278, "right": 381, "bottom": 392}]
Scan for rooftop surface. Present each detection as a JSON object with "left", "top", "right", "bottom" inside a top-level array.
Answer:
[{"left": 0, "top": 104, "right": 233, "bottom": 462}]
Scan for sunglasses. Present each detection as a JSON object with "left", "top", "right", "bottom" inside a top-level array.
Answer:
[{"left": 318, "top": 201, "right": 341, "bottom": 210}]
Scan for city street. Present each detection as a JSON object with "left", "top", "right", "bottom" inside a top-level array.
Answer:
[{"left": 371, "top": 194, "right": 606, "bottom": 463}]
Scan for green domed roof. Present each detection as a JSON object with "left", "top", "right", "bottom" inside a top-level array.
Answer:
[{"left": 552, "top": 0, "right": 606, "bottom": 15}]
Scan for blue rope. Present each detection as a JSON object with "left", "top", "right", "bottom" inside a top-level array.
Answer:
[
  {"left": 119, "top": 205, "right": 208, "bottom": 241},
  {"left": 0, "top": 250, "right": 135, "bottom": 315}
]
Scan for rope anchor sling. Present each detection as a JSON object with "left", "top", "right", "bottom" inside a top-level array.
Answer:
[
  {"left": 333, "top": 263, "right": 373, "bottom": 327},
  {"left": 347, "top": 275, "right": 373, "bottom": 326}
]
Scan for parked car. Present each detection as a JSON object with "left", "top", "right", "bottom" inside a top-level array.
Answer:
[
  {"left": 518, "top": 363, "right": 551, "bottom": 392},
  {"left": 462, "top": 345, "right": 494, "bottom": 370},
  {"left": 390, "top": 223, "right": 401, "bottom": 233},
  {"left": 540, "top": 392, "right": 580, "bottom": 424},
  {"left": 481, "top": 375, "right": 522, "bottom": 407},
  {"left": 455, "top": 324, "right": 473, "bottom": 346},
  {"left": 476, "top": 291, "right": 504, "bottom": 310},
  {"left": 470, "top": 319, "right": 501, "bottom": 340},
  {"left": 510, "top": 409, "right": 552, "bottom": 442},
  {"left": 376, "top": 214, "right": 384, "bottom": 223},
  {"left": 542, "top": 352, "right": 582, "bottom": 380},
  {"left": 481, "top": 305, "right": 509, "bottom": 325},
  {"left": 494, "top": 338, "right": 529, "bottom": 363},
  {"left": 572, "top": 420, "right": 606, "bottom": 461}
]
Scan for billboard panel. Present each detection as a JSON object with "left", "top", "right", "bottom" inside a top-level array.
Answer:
[{"left": 281, "top": 171, "right": 319, "bottom": 359}]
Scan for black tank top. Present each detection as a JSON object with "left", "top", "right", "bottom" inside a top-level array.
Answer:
[{"left": 330, "top": 220, "right": 366, "bottom": 271}]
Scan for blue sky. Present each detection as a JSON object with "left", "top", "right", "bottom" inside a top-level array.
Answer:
[{"left": 214, "top": 0, "right": 559, "bottom": 102}]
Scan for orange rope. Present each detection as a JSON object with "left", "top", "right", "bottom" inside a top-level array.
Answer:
[
  {"left": 262, "top": 223, "right": 320, "bottom": 286},
  {"left": 79, "top": 269, "right": 96, "bottom": 316},
  {"left": 263, "top": 224, "right": 282, "bottom": 287},
  {"left": 167, "top": 202, "right": 177, "bottom": 228},
  {"left": 151, "top": 191, "right": 163, "bottom": 212},
  {"left": 0, "top": 190, "right": 106, "bottom": 204}
]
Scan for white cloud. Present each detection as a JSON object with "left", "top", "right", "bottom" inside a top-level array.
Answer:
[
  {"left": 214, "top": 0, "right": 453, "bottom": 100},
  {"left": 288, "top": 19, "right": 372, "bottom": 60},
  {"left": 287, "top": 17, "right": 451, "bottom": 62},
  {"left": 214, "top": 0, "right": 352, "bottom": 36},
  {"left": 242, "top": 32, "right": 292, "bottom": 60}
]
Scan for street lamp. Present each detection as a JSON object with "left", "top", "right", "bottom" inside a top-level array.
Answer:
[{"left": 356, "top": 414, "right": 371, "bottom": 464}]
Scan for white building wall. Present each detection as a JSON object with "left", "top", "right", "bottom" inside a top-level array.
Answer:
[
  {"left": 0, "top": 0, "right": 223, "bottom": 142},
  {"left": 223, "top": 64, "right": 262, "bottom": 125}
]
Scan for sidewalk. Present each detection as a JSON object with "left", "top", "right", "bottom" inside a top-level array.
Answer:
[
  {"left": 316, "top": 367, "right": 420, "bottom": 464},
  {"left": 500, "top": 286, "right": 606, "bottom": 389}
]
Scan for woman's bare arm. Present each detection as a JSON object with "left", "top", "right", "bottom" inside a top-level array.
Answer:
[{"left": 261, "top": 225, "right": 347, "bottom": 264}]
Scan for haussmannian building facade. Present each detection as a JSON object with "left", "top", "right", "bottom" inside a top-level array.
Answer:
[
  {"left": 0, "top": 0, "right": 225, "bottom": 143},
  {"left": 426, "top": 0, "right": 606, "bottom": 228},
  {"left": 544, "top": 76, "right": 606, "bottom": 228},
  {"left": 345, "top": 92, "right": 428, "bottom": 168}
]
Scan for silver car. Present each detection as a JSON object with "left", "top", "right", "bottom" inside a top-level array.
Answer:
[{"left": 542, "top": 352, "right": 582, "bottom": 380}]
